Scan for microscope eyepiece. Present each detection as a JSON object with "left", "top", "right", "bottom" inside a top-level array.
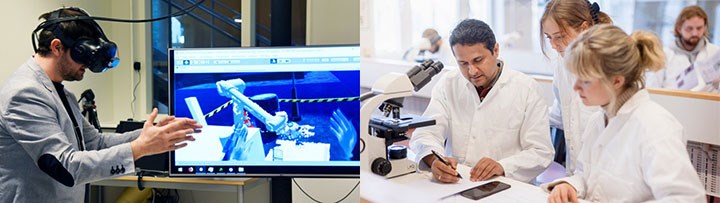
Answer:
[{"left": 407, "top": 60, "right": 445, "bottom": 91}]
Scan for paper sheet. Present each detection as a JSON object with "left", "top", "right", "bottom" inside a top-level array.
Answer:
[
  {"left": 360, "top": 171, "right": 435, "bottom": 203},
  {"left": 389, "top": 164, "right": 489, "bottom": 200},
  {"left": 696, "top": 51, "right": 720, "bottom": 84}
]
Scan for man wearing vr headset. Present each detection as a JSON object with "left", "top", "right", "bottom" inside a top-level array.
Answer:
[{"left": 0, "top": 7, "right": 202, "bottom": 202}]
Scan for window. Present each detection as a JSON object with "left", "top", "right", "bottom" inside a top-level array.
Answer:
[
  {"left": 369, "top": 0, "right": 553, "bottom": 75},
  {"left": 371, "top": 1, "right": 402, "bottom": 58},
  {"left": 367, "top": 0, "right": 720, "bottom": 76},
  {"left": 372, "top": 0, "right": 468, "bottom": 60},
  {"left": 150, "top": 0, "right": 311, "bottom": 114},
  {"left": 151, "top": 0, "right": 243, "bottom": 113},
  {"left": 611, "top": 0, "right": 720, "bottom": 47}
]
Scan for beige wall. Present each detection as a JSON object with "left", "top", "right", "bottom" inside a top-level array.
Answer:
[
  {"left": 302, "top": 1, "right": 361, "bottom": 202},
  {"left": 306, "top": 0, "right": 360, "bottom": 45},
  {"left": 0, "top": 1, "right": 151, "bottom": 126}
]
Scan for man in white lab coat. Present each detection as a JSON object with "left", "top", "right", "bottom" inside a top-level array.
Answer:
[
  {"left": 410, "top": 19, "right": 554, "bottom": 184},
  {"left": 647, "top": 5, "right": 720, "bottom": 92}
]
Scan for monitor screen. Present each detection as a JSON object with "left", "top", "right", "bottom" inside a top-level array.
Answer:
[{"left": 168, "top": 46, "right": 360, "bottom": 177}]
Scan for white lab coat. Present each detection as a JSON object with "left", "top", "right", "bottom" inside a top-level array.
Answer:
[
  {"left": 410, "top": 67, "right": 554, "bottom": 183},
  {"left": 542, "top": 90, "right": 705, "bottom": 202},
  {"left": 647, "top": 38, "right": 720, "bottom": 93},
  {"left": 548, "top": 59, "right": 600, "bottom": 175}
]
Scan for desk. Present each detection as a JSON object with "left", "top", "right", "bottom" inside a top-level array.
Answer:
[
  {"left": 360, "top": 149, "right": 585, "bottom": 202},
  {"left": 92, "top": 176, "right": 270, "bottom": 203},
  {"left": 361, "top": 170, "right": 589, "bottom": 203}
]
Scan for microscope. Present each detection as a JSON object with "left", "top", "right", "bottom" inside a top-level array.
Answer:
[{"left": 360, "top": 60, "right": 444, "bottom": 178}]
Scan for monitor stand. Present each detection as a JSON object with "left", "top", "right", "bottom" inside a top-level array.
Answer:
[{"left": 271, "top": 177, "right": 292, "bottom": 203}]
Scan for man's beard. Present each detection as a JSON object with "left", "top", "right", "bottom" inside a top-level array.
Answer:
[
  {"left": 58, "top": 54, "right": 84, "bottom": 81},
  {"left": 681, "top": 36, "right": 701, "bottom": 48}
]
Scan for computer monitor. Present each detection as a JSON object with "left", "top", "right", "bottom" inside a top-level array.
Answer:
[{"left": 168, "top": 46, "right": 360, "bottom": 177}]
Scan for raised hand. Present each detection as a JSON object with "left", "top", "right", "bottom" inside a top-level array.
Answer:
[
  {"left": 131, "top": 108, "right": 203, "bottom": 160},
  {"left": 330, "top": 109, "right": 357, "bottom": 160}
]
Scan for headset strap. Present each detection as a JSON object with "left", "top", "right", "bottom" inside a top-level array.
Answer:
[{"left": 32, "top": 8, "right": 110, "bottom": 52}]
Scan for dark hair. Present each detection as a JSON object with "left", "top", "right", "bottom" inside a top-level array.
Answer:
[
  {"left": 35, "top": 7, "right": 99, "bottom": 56},
  {"left": 423, "top": 28, "right": 441, "bottom": 44},
  {"left": 449, "top": 19, "right": 496, "bottom": 54}
]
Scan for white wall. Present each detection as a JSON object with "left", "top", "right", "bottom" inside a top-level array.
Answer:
[{"left": 647, "top": 92, "right": 720, "bottom": 146}]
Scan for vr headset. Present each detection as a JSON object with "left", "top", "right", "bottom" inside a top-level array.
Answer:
[{"left": 32, "top": 7, "right": 119, "bottom": 73}]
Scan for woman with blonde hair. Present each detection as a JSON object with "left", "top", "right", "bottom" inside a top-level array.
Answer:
[
  {"left": 543, "top": 24, "right": 705, "bottom": 202},
  {"left": 540, "top": 0, "right": 612, "bottom": 175}
]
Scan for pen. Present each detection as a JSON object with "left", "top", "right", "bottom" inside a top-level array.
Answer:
[{"left": 431, "top": 150, "right": 462, "bottom": 179}]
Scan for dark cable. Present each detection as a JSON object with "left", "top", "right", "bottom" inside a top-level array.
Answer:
[
  {"left": 173, "top": 189, "right": 179, "bottom": 202},
  {"left": 49, "top": 0, "right": 205, "bottom": 24},
  {"left": 292, "top": 178, "right": 359, "bottom": 203},
  {"left": 137, "top": 172, "right": 145, "bottom": 190},
  {"left": 33, "top": 0, "right": 205, "bottom": 47},
  {"left": 359, "top": 139, "right": 365, "bottom": 153},
  {"left": 90, "top": 0, "right": 202, "bottom": 23},
  {"left": 131, "top": 69, "right": 142, "bottom": 118}
]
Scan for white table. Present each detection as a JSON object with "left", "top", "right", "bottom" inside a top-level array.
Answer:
[{"left": 361, "top": 168, "right": 589, "bottom": 203}]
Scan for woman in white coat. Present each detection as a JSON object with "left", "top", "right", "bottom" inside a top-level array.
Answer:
[
  {"left": 540, "top": 0, "right": 611, "bottom": 175},
  {"left": 544, "top": 25, "right": 705, "bottom": 202}
]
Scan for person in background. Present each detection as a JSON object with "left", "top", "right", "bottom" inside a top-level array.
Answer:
[
  {"left": 647, "top": 5, "right": 720, "bottom": 92},
  {"left": 410, "top": 19, "right": 554, "bottom": 184},
  {"left": 543, "top": 24, "right": 705, "bottom": 203},
  {"left": 0, "top": 7, "right": 202, "bottom": 202},
  {"left": 540, "top": 0, "right": 611, "bottom": 175},
  {"left": 403, "top": 28, "right": 456, "bottom": 67}
]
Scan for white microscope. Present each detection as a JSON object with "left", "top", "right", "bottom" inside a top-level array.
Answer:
[{"left": 360, "top": 60, "right": 444, "bottom": 178}]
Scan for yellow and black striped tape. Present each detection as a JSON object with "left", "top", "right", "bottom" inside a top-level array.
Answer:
[
  {"left": 278, "top": 97, "right": 359, "bottom": 103},
  {"left": 203, "top": 96, "right": 359, "bottom": 118}
]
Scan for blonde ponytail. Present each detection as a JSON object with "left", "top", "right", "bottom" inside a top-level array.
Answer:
[
  {"left": 565, "top": 24, "right": 665, "bottom": 116},
  {"left": 630, "top": 31, "right": 665, "bottom": 73}
]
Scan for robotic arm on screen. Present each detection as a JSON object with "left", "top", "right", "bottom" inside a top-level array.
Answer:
[
  {"left": 360, "top": 60, "right": 443, "bottom": 178},
  {"left": 215, "top": 78, "right": 315, "bottom": 160}
]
